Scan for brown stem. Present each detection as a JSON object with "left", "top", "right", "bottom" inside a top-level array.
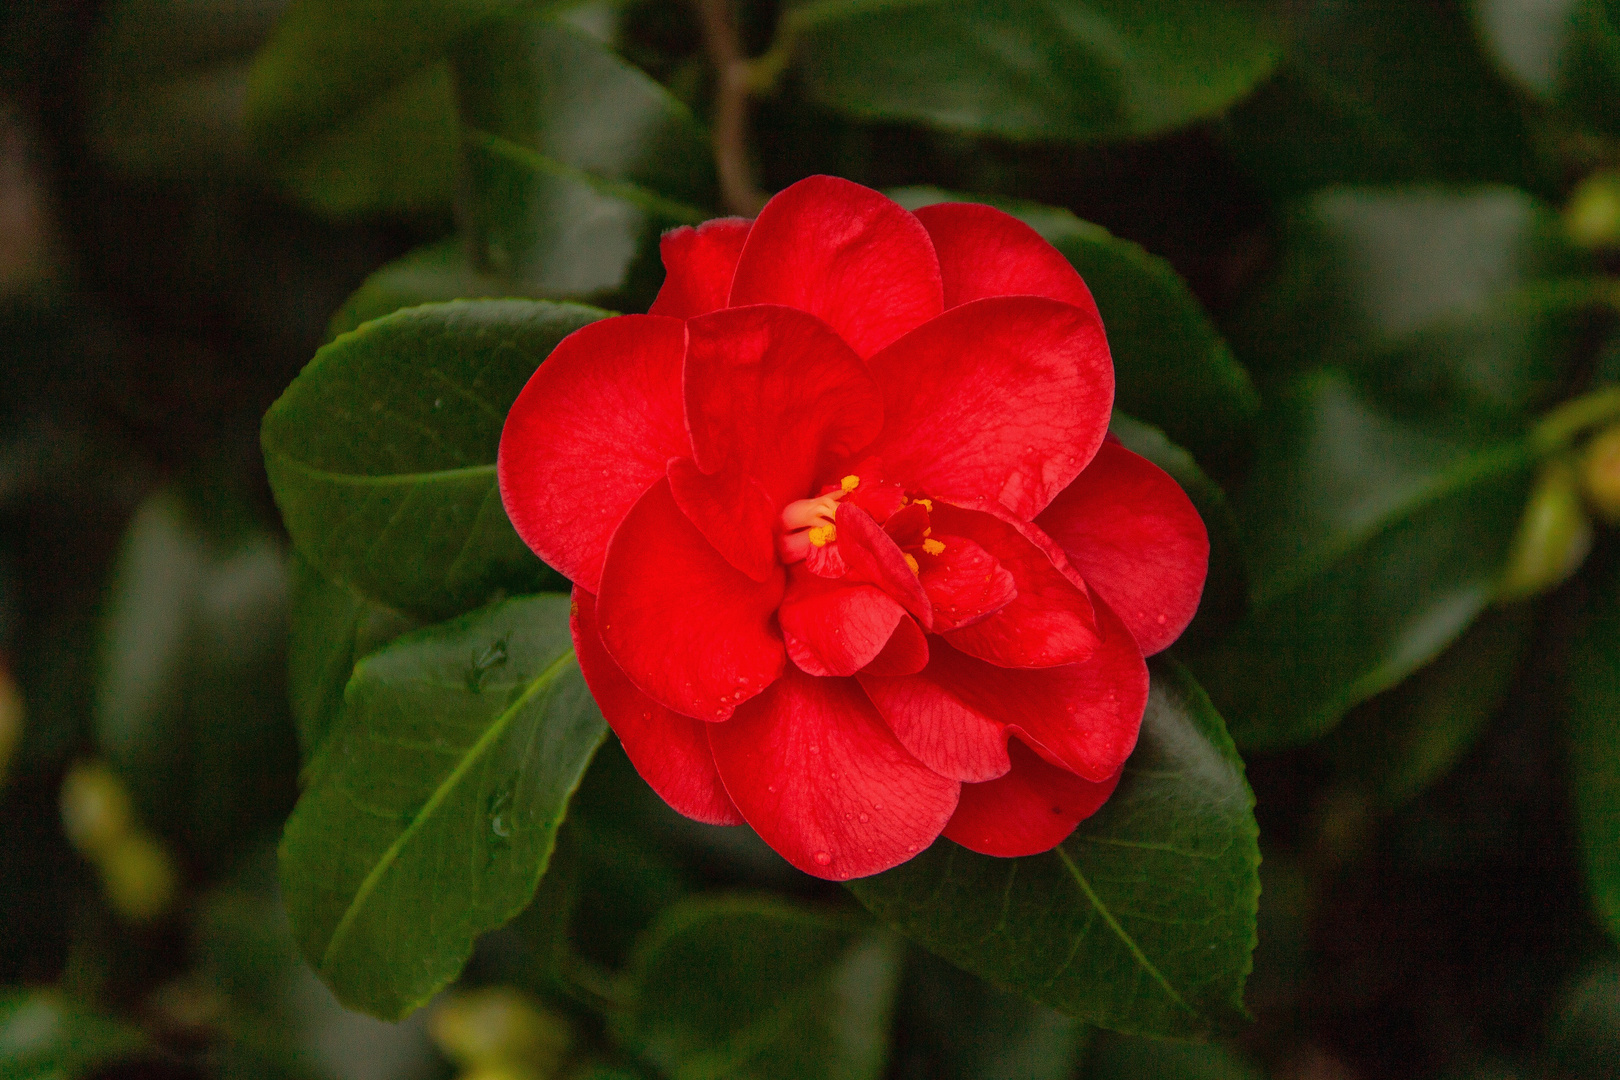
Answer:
[{"left": 694, "top": 0, "right": 769, "bottom": 216}]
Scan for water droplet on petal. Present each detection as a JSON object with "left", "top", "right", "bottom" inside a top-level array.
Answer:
[
  {"left": 858, "top": 813, "right": 869, "bottom": 823},
  {"left": 809, "top": 745, "right": 820, "bottom": 754},
  {"left": 813, "top": 851, "right": 832, "bottom": 866}
]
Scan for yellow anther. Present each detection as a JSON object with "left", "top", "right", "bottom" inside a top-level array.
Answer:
[
  {"left": 915, "top": 498, "right": 933, "bottom": 512},
  {"left": 922, "top": 527, "right": 932, "bottom": 536},
  {"left": 922, "top": 538, "right": 945, "bottom": 555},
  {"left": 808, "top": 525, "right": 836, "bottom": 547},
  {"left": 903, "top": 553, "right": 920, "bottom": 574},
  {"left": 840, "top": 475, "right": 860, "bottom": 493}
]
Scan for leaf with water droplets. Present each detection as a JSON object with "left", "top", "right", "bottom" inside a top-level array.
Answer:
[{"left": 279, "top": 593, "right": 606, "bottom": 1020}]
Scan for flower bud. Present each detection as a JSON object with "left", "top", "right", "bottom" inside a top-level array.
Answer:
[
  {"left": 1500, "top": 459, "right": 1594, "bottom": 601},
  {"left": 60, "top": 761, "right": 134, "bottom": 859},
  {"left": 1567, "top": 170, "right": 1620, "bottom": 248},
  {"left": 0, "top": 662, "right": 21, "bottom": 788},
  {"left": 100, "top": 831, "right": 177, "bottom": 923},
  {"left": 1582, "top": 423, "right": 1620, "bottom": 524},
  {"left": 429, "top": 988, "right": 569, "bottom": 1074}
]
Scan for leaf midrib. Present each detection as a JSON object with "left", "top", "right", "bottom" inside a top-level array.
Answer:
[
  {"left": 464, "top": 128, "right": 709, "bottom": 225},
  {"left": 318, "top": 648, "right": 577, "bottom": 973},
  {"left": 266, "top": 450, "right": 495, "bottom": 487}
]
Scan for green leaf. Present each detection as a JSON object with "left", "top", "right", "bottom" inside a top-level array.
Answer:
[
  {"left": 454, "top": 14, "right": 714, "bottom": 311},
  {"left": 1224, "top": 0, "right": 1541, "bottom": 195},
  {"left": 325, "top": 239, "right": 552, "bottom": 341},
  {"left": 1228, "top": 186, "right": 1594, "bottom": 417},
  {"left": 1325, "top": 605, "right": 1533, "bottom": 809},
  {"left": 793, "top": 0, "right": 1283, "bottom": 142},
  {"left": 1473, "top": 0, "right": 1620, "bottom": 137},
  {"left": 890, "top": 187, "right": 1257, "bottom": 455},
  {"left": 1190, "top": 371, "right": 1537, "bottom": 749},
  {"left": 0, "top": 990, "right": 148, "bottom": 1080},
  {"left": 261, "top": 299, "right": 604, "bottom": 619},
  {"left": 1568, "top": 555, "right": 1620, "bottom": 946},
  {"left": 94, "top": 487, "right": 299, "bottom": 867},
  {"left": 849, "top": 659, "right": 1259, "bottom": 1040},
  {"left": 279, "top": 593, "right": 606, "bottom": 1019},
  {"left": 288, "top": 552, "right": 417, "bottom": 762},
  {"left": 616, "top": 896, "right": 902, "bottom": 1080}
]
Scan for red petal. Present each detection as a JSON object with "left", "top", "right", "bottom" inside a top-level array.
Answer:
[
  {"left": 918, "top": 534, "right": 1017, "bottom": 632},
  {"left": 779, "top": 569, "right": 906, "bottom": 677},
  {"left": 728, "top": 176, "right": 944, "bottom": 358},
  {"left": 571, "top": 587, "right": 743, "bottom": 825},
  {"left": 498, "top": 315, "right": 689, "bottom": 593},
  {"left": 932, "top": 502, "right": 1099, "bottom": 669},
  {"left": 1037, "top": 441, "right": 1210, "bottom": 656},
  {"left": 708, "top": 668, "right": 959, "bottom": 880},
  {"left": 913, "top": 202, "right": 1100, "bottom": 315},
  {"left": 861, "top": 616, "right": 929, "bottom": 676},
  {"left": 862, "top": 606, "right": 1145, "bottom": 784},
  {"left": 685, "top": 304, "right": 884, "bottom": 508},
  {"left": 837, "top": 501, "right": 932, "bottom": 628},
  {"left": 597, "top": 479, "right": 785, "bottom": 721},
  {"left": 864, "top": 296, "right": 1112, "bottom": 519},
  {"left": 648, "top": 217, "right": 751, "bottom": 319},
  {"left": 943, "top": 739, "right": 1120, "bottom": 857},
  {"left": 667, "top": 457, "right": 778, "bottom": 582}
]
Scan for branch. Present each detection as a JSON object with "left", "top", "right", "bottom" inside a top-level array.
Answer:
[{"left": 694, "top": 0, "right": 769, "bottom": 216}]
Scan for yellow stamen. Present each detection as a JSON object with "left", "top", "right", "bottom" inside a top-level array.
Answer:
[
  {"left": 808, "top": 525, "right": 836, "bottom": 547},
  {"left": 915, "top": 498, "right": 933, "bottom": 512},
  {"left": 922, "top": 538, "right": 945, "bottom": 555},
  {"left": 840, "top": 475, "right": 860, "bottom": 493},
  {"left": 903, "top": 553, "right": 920, "bottom": 574}
]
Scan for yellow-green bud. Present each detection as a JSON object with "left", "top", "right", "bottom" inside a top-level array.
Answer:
[
  {"left": 100, "top": 831, "right": 177, "bottom": 923},
  {"left": 1582, "top": 423, "right": 1620, "bottom": 524},
  {"left": 0, "top": 663, "right": 21, "bottom": 789},
  {"left": 1500, "top": 459, "right": 1594, "bottom": 601},
  {"left": 1567, "top": 170, "right": 1620, "bottom": 248},
  {"left": 60, "top": 761, "right": 134, "bottom": 859},
  {"left": 430, "top": 988, "right": 569, "bottom": 1074}
]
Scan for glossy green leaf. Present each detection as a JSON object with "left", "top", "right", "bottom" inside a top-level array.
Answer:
[
  {"left": 1473, "top": 0, "right": 1620, "bottom": 137},
  {"left": 326, "top": 240, "right": 549, "bottom": 341},
  {"left": 794, "top": 0, "right": 1283, "bottom": 142},
  {"left": 261, "top": 299, "right": 605, "bottom": 619},
  {"left": 1191, "top": 371, "right": 1537, "bottom": 749},
  {"left": 288, "top": 552, "right": 417, "bottom": 762},
  {"left": 279, "top": 593, "right": 606, "bottom": 1019},
  {"left": 1568, "top": 557, "right": 1620, "bottom": 946},
  {"left": 1229, "top": 186, "right": 1594, "bottom": 417},
  {"left": 0, "top": 990, "right": 148, "bottom": 1080},
  {"left": 94, "top": 487, "right": 299, "bottom": 866},
  {"left": 1325, "top": 605, "right": 1532, "bottom": 809},
  {"left": 849, "top": 659, "right": 1259, "bottom": 1040},
  {"left": 890, "top": 187, "right": 1257, "bottom": 455},
  {"left": 455, "top": 14, "right": 713, "bottom": 310},
  {"left": 1225, "top": 0, "right": 1540, "bottom": 195},
  {"left": 616, "top": 896, "right": 902, "bottom": 1080}
]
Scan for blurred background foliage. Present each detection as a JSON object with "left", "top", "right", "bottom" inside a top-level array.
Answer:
[{"left": 5, "top": 0, "right": 1620, "bottom": 1078}]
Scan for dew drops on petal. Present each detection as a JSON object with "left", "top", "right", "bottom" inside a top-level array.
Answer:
[
  {"left": 813, "top": 851, "right": 832, "bottom": 866},
  {"left": 858, "top": 813, "right": 869, "bottom": 822}
]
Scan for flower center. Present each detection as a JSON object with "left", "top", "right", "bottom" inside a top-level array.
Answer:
[{"left": 778, "top": 475, "right": 861, "bottom": 562}]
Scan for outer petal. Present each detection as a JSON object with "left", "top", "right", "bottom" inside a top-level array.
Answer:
[
  {"left": 709, "top": 668, "right": 959, "bottom": 880},
  {"left": 932, "top": 502, "right": 1098, "bottom": 669},
  {"left": 913, "top": 202, "right": 1100, "bottom": 313},
  {"left": 864, "top": 296, "right": 1112, "bottom": 519},
  {"left": 685, "top": 304, "right": 884, "bottom": 508},
  {"left": 862, "top": 600, "right": 1146, "bottom": 784},
  {"left": 1036, "top": 441, "right": 1209, "bottom": 656},
  {"left": 728, "top": 176, "right": 944, "bottom": 358},
  {"left": 571, "top": 588, "right": 743, "bottom": 825},
  {"left": 943, "top": 739, "right": 1121, "bottom": 857},
  {"left": 648, "top": 217, "right": 751, "bottom": 318},
  {"left": 597, "top": 479, "right": 785, "bottom": 721},
  {"left": 779, "top": 570, "right": 907, "bottom": 677},
  {"left": 498, "top": 315, "right": 689, "bottom": 593}
]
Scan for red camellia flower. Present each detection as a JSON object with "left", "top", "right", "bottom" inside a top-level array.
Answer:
[{"left": 498, "top": 177, "right": 1208, "bottom": 880}]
